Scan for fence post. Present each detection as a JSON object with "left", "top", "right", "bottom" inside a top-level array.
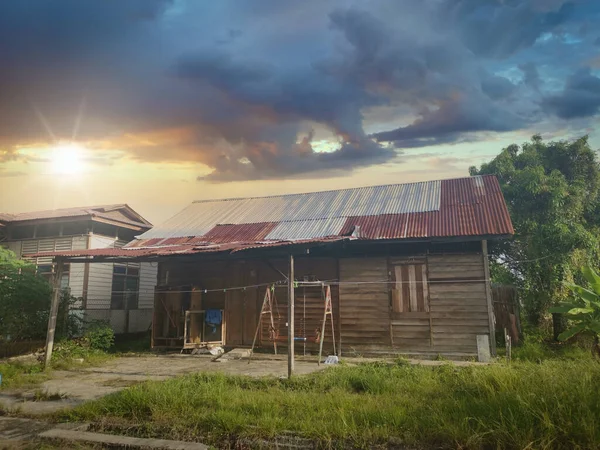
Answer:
[{"left": 44, "top": 258, "right": 64, "bottom": 368}]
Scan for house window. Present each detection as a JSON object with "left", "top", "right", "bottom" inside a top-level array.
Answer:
[
  {"left": 37, "top": 264, "right": 70, "bottom": 289},
  {"left": 111, "top": 264, "right": 139, "bottom": 310},
  {"left": 391, "top": 263, "right": 429, "bottom": 313}
]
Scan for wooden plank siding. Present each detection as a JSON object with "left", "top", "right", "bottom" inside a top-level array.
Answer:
[
  {"left": 339, "top": 258, "right": 390, "bottom": 352},
  {"left": 154, "top": 248, "right": 491, "bottom": 357},
  {"left": 427, "top": 253, "right": 489, "bottom": 354}
]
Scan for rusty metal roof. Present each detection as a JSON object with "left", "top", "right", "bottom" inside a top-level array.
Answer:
[
  {"left": 134, "top": 175, "right": 511, "bottom": 245},
  {"left": 139, "top": 180, "right": 442, "bottom": 240},
  {"left": 27, "top": 236, "right": 347, "bottom": 259},
  {"left": 25, "top": 175, "right": 513, "bottom": 261}
]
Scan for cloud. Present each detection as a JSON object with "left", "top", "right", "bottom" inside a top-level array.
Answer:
[
  {"left": 0, "top": 0, "right": 597, "bottom": 181},
  {"left": 373, "top": 96, "right": 525, "bottom": 147},
  {"left": 543, "top": 67, "right": 600, "bottom": 118},
  {"left": 481, "top": 73, "right": 517, "bottom": 99},
  {"left": 520, "top": 62, "right": 542, "bottom": 89},
  {"left": 441, "top": 0, "right": 575, "bottom": 58}
]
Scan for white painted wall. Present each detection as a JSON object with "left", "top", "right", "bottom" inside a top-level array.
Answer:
[
  {"left": 139, "top": 262, "right": 158, "bottom": 309},
  {"left": 86, "top": 234, "right": 117, "bottom": 310},
  {"left": 5, "top": 232, "right": 157, "bottom": 334},
  {"left": 85, "top": 234, "right": 157, "bottom": 333}
]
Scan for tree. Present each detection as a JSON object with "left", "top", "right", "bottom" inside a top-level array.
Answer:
[
  {"left": 549, "top": 266, "right": 600, "bottom": 358},
  {"left": 0, "top": 247, "right": 52, "bottom": 340},
  {"left": 470, "top": 135, "right": 600, "bottom": 325}
]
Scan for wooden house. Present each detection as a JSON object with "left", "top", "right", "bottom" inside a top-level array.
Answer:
[{"left": 34, "top": 175, "right": 513, "bottom": 359}]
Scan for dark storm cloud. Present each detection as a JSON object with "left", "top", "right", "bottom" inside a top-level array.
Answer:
[
  {"left": 519, "top": 62, "right": 542, "bottom": 89},
  {"left": 0, "top": 0, "right": 598, "bottom": 181},
  {"left": 543, "top": 67, "right": 600, "bottom": 118},
  {"left": 441, "top": 0, "right": 575, "bottom": 58},
  {"left": 373, "top": 97, "right": 523, "bottom": 146},
  {"left": 481, "top": 73, "right": 518, "bottom": 99}
]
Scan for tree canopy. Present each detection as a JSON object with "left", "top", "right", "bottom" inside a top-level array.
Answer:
[
  {"left": 0, "top": 247, "right": 52, "bottom": 340},
  {"left": 470, "top": 135, "right": 600, "bottom": 324}
]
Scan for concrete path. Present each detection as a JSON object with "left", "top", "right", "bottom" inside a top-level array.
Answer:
[
  {"left": 0, "top": 417, "right": 207, "bottom": 449},
  {"left": 0, "top": 352, "right": 485, "bottom": 416},
  {"left": 0, "top": 353, "right": 325, "bottom": 415},
  {"left": 40, "top": 428, "right": 208, "bottom": 449}
]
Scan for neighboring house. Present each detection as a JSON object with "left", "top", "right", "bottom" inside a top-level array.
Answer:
[
  {"left": 32, "top": 175, "right": 513, "bottom": 359},
  {"left": 0, "top": 205, "right": 157, "bottom": 334}
]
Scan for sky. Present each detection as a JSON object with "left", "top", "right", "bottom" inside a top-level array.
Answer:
[{"left": 0, "top": 0, "right": 599, "bottom": 225}]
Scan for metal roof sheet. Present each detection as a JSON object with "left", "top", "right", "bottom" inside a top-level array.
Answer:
[
  {"left": 132, "top": 175, "right": 511, "bottom": 245},
  {"left": 265, "top": 217, "right": 348, "bottom": 241},
  {"left": 139, "top": 180, "right": 441, "bottom": 240},
  {"left": 26, "top": 236, "right": 347, "bottom": 259},
  {"left": 26, "top": 176, "right": 513, "bottom": 261}
]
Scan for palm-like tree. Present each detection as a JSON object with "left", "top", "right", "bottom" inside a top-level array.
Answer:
[{"left": 549, "top": 266, "right": 600, "bottom": 358}]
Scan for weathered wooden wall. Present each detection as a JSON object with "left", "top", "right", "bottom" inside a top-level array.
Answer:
[
  {"left": 339, "top": 257, "right": 390, "bottom": 352},
  {"left": 427, "top": 253, "right": 490, "bottom": 355},
  {"left": 156, "top": 246, "right": 491, "bottom": 356},
  {"left": 157, "top": 256, "right": 339, "bottom": 351},
  {"left": 339, "top": 250, "right": 491, "bottom": 357}
]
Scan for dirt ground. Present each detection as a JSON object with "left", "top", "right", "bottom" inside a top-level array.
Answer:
[{"left": 0, "top": 353, "right": 326, "bottom": 415}]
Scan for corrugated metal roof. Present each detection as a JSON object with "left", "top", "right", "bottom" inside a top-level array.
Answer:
[
  {"left": 26, "top": 236, "right": 347, "bottom": 259},
  {"left": 130, "top": 175, "right": 511, "bottom": 246},
  {"left": 27, "top": 176, "right": 513, "bottom": 261},
  {"left": 203, "top": 222, "right": 277, "bottom": 243},
  {"left": 265, "top": 218, "right": 347, "bottom": 241},
  {"left": 337, "top": 177, "right": 513, "bottom": 239},
  {"left": 139, "top": 180, "right": 441, "bottom": 240}
]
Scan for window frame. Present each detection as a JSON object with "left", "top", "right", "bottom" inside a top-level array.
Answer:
[
  {"left": 390, "top": 258, "right": 430, "bottom": 315},
  {"left": 110, "top": 263, "right": 140, "bottom": 310}
]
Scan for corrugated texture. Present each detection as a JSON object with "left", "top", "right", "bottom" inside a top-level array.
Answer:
[
  {"left": 139, "top": 180, "right": 441, "bottom": 240},
  {"left": 265, "top": 218, "right": 347, "bottom": 240},
  {"left": 203, "top": 222, "right": 278, "bottom": 243},
  {"left": 31, "top": 176, "right": 513, "bottom": 260},
  {"left": 339, "top": 176, "right": 513, "bottom": 239},
  {"left": 26, "top": 236, "right": 347, "bottom": 259}
]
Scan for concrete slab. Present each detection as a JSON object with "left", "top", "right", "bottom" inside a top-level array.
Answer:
[
  {"left": 40, "top": 428, "right": 208, "bottom": 449},
  {"left": 0, "top": 417, "right": 52, "bottom": 442}
]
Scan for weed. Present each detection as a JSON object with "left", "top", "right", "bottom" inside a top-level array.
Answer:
[
  {"left": 61, "top": 358, "right": 600, "bottom": 449},
  {"left": 32, "top": 389, "right": 67, "bottom": 401},
  {"left": 0, "top": 361, "right": 48, "bottom": 390},
  {"left": 51, "top": 340, "right": 113, "bottom": 370}
]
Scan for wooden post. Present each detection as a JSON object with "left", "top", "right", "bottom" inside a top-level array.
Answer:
[
  {"left": 481, "top": 240, "right": 497, "bottom": 356},
  {"left": 44, "top": 259, "right": 64, "bottom": 368},
  {"left": 288, "top": 254, "right": 295, "bottom": 378},
  {"left": 505, "top": 327, "right": 511, "bottom": 363}
]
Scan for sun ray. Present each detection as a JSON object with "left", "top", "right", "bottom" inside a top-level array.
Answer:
[
  {"left": 72, "top": 93, "right": 88, "bottom": 140},
  {"left": 30, "top": 102, "right": 56, "bottom": 141}
]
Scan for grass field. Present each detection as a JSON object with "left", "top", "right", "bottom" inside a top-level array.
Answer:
[{"left": 62, "top": 350, "right": 600, "bottom": 449}]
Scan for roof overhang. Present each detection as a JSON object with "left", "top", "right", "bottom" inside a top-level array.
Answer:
[
  {"left": 25, "top": 233, "right": 512, "bottom": 264},
  {"left": 3, "top": 214, "right": 149, "bottom": 231}
]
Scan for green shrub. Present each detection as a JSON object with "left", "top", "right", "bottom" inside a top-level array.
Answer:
[{"left": 83, "top": 322, "right": 115, "bottom": 351}]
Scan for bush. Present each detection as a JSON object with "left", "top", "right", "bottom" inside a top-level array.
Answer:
[
  {"left": 83, "top": 322, "right": 115, "bottom": 351},
  {"left": 0, "top": 248, "right": 52, "bottom": 341}
]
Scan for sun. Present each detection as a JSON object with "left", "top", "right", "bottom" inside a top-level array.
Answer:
[{"left": 50, "top": 143, "right": 86, "bottom": 175}]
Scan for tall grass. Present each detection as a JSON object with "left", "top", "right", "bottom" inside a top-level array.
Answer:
[
  {"left": 0, "top": 361, "right": 48, "bottom": 389},
  {"left": 63, "top": 359, "right": 600, "bottom": 449}
]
